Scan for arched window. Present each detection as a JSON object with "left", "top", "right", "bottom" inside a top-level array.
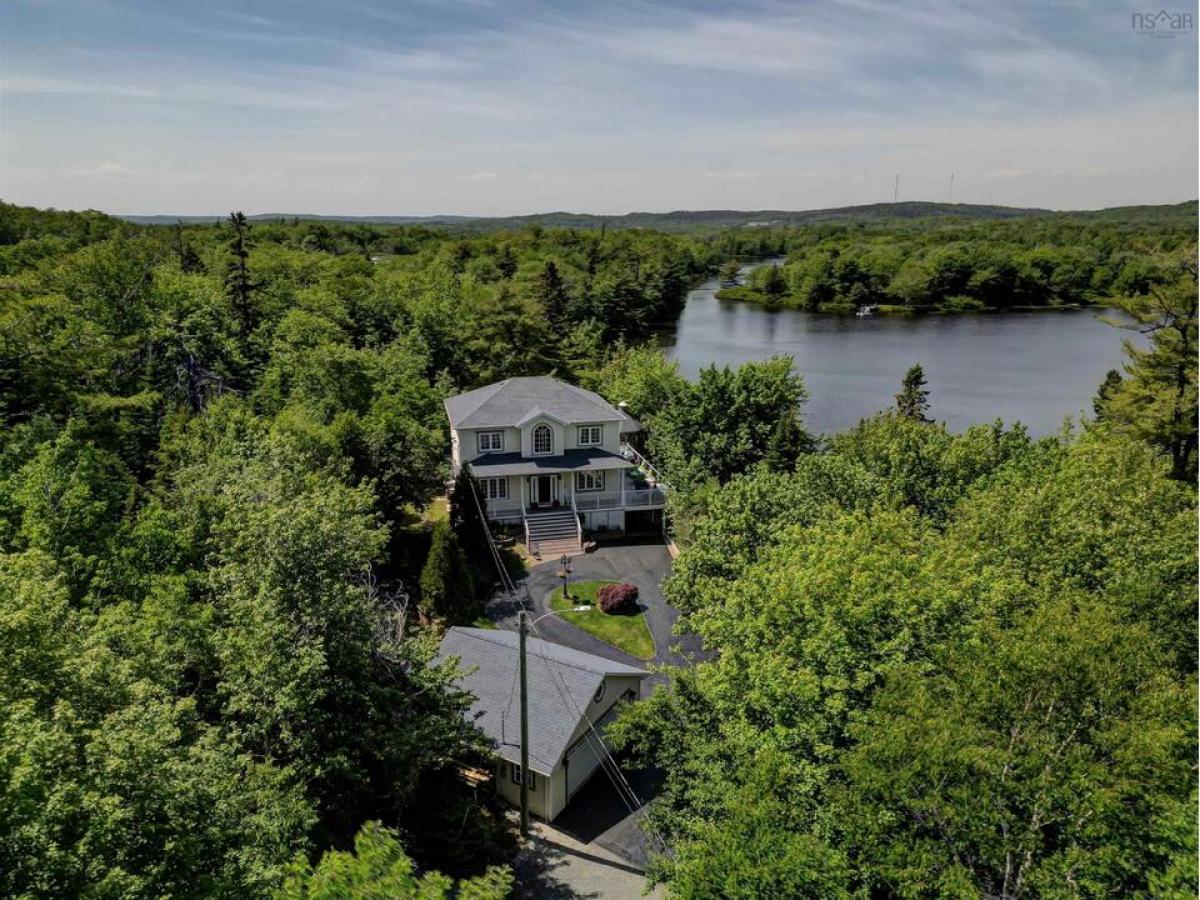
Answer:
[{"left": 533, "top": 424, "right": 552, "bottom": 455}]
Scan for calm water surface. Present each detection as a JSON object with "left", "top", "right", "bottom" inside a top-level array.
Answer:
[{"left": 659, "top": 262, "right": 1140, "bottom": 437}]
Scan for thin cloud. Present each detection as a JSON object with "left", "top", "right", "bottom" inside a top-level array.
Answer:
[{"left": 69, "top": 161, "right": 137, "bottom": 178}]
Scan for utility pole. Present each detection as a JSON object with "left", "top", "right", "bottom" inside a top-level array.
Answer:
[
  {"left": 893, "top": 173, "right": 900, "bottom": 204},
  {"left": 518, "top": 610, "right": 530, "bottom": 838}
]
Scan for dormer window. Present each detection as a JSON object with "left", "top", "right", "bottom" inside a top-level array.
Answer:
[
  {"left": 477, "top": 431, "right": 504, "bottom": 453},
  {"left": 578, "top": 425, "right": 602, "bottom": 446},
  {"left": 532, "top": 424, "right": 553, "bottom": 455}
]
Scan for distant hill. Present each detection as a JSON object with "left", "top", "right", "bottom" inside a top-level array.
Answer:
[
  {"left": 120, "top": 212, "right": 474, "bottom": 226},
  {"left": 89, "top": 199, "right": 1200, "bottom": 233}
]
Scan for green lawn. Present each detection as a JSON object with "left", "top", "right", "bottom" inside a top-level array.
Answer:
[{"left": 548, "top": 580, "right": 655, "bottom": 660}]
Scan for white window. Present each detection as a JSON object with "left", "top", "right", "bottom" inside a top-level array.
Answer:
[
  {"left": 477, "top": 431, "right": 504, "bottom": 453},
  {"left": 511, "top": 762, "right": 535, "bottom": 789},
  {"left": 578, "top": 425, "right": 602, "bottom": 446},
  {"left": 482, "top": 477, "right": 508, "bottom": 500},
  {"left": 575, "top": 471, "right": 604, "bottom": 492},
  {"left": 532, "top": 424, "right": 553, "bottom": 455}
]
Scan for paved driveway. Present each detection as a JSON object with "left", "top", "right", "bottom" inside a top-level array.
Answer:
[
  {"left": 485, "top": 538, "right": 709, "bottom": 676},
  {"left": 485, "top": 538, "right": 707, "bottom": 885}
]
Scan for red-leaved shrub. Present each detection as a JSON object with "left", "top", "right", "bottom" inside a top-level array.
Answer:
[{"left": 597, "top": 583, "right": 639, "bottom": 614}]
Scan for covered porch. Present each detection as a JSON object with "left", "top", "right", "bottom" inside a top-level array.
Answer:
[{"left": 466, "top": 445, "right": 667, "bottom": 522}]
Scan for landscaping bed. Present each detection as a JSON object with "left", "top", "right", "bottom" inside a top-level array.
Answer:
[{"left": 548, "top": 580, "right": 655, "bottom": 660}]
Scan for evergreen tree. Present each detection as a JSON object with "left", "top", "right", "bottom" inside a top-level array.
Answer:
[
  {"left": 762, "top": 264, "right": 788, "bottom": 302},
  {"left": 535, "top": 260, "right": 570, "bottom": 327},
  {"left": 763, "top": 411, "right": 806, "bottom": 472},
  {"left": 1093, "top": 368, "right": 1122, "bottom": 420},
  {"left": 450, "top": 469, "right": 491, "bottom": 586},
  {"left": 419, "top": 519, "right": 476, "bottom": 623},
  {"left": 1102, "top": 266, "right": 1198, "bottom": 481},
  {"left": 223, "top": 211, "right": 256, "bottom": 338},
  {"left": 172, "top": 222, "right": 204, "bottom": 273},
  {"left": 895, "top": 363, "right": 931, "bottom": 422},
  {"left": 464, "top": 285, "right": 557, "bottom": 385},
  {"left": 495, "top": 244, "right": 518, "bottom": 279}
]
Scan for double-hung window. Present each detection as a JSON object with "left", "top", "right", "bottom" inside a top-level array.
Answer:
[
  {"left": 575, "top": 471, "right": 604, "bottom": 492},
  {"left": 532, "top": 424, "right": 553, "bottom": 455},
  {"left": 482, "top": 477, "right": 508, "bottom": 500},
  {"left": 578, "top": 425, "right": 602, "bottom": 446},
  {"left": 511, "top": 762, "right": 535, "bottom": 789},
  {"left": 477, "top": 431, "right": 504, "bottom": 453}
]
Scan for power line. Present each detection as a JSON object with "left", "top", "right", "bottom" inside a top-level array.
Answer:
[
  {"left": 460, "top": 476, "right": 671, "bottom": 855},
  {"left": 526, "top": 616, "right": 672, "bottom": 856}
]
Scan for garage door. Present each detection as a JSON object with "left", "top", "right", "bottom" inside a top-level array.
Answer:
[{"left": 565, "top": 732, "right": 604, "bottom": 798}]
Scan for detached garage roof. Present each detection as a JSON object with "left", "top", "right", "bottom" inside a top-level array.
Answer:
[
  {"left": 437, "top": 627, "right": 647, "bottom": 775},
  {"left": 444, "top": 376, "right": 642, "bottom": 432}
]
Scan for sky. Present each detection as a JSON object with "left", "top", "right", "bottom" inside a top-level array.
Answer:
[{"left": 0, "top": 0, "right": 1196, "bottom": 216}]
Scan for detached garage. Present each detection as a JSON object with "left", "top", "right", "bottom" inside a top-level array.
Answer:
[{"left": 438, "top": 627, "right": 646, "bottom": 822}]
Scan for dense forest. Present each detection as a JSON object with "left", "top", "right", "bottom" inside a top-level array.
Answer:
[
  {"left": 0, "top": 198, "right": 1195, "bottom": 898},
  {"left": 716, "top": 206, "right": 1196, "bottom": 312}
]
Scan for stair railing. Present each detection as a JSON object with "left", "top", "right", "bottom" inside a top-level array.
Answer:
[{"left": 570, "top": 491, "right": 582, "bottom": 547}]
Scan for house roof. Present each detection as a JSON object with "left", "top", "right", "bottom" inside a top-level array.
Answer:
[
  {"left": 468, "top": 447, "right": 633, "bottom": 478},
  {"left": 437, "top": 627, "right": 647, "bottom": 775},
  {"left": 444, "top": 377, "right": 642, "bottom": 432}
]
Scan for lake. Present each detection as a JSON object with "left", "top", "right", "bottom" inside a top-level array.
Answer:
[{"left": 659, "top": 263, "right": 1140, "bottom": 437}]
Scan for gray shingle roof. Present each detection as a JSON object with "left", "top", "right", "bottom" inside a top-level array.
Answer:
[
  {"left": 468, "top": 447, "right": 633, "bottom": 477},
  {"left": 444, "top": 377, "right": 642, "bottom": 431},
  {"left": 437, "top": 627, "right": 647, "bottom": 774}
]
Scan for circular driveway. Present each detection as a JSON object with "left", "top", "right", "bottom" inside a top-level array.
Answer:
[{"left": 485, "top": 539, "right": 707, "bottom": 677}]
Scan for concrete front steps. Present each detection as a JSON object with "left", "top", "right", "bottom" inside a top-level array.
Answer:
[{"left": 525, "top": 509, "right": 581, "bottom": 558}]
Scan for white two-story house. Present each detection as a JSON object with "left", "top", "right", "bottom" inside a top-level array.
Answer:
[{"left": 444, "top": 376, "right": 666, "bottom": 553}]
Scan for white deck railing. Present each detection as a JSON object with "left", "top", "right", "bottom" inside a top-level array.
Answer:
[
  {"left": 573, "top": 488, "right": 667, "bottom": 510},
  {"left": 620, "top": 442, "right": 669, "bottom": 489},
  {"left": 624, "top": 488, "right": 667, "bottom": 508},
  {"left": 573, "top": 492, "right": 623, "bottom": 510}
]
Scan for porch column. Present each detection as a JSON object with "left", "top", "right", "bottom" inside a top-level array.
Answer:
[
  {"left": 520, "top": 475, "right": 526, "bottom": 511},
  {"left": 620, "top": 469, "right": 626, "bottom": 508}
]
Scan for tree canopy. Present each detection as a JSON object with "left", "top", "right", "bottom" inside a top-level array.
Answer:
[{"left": 0, "top": 198, "right": 1194, "bottom": 899}]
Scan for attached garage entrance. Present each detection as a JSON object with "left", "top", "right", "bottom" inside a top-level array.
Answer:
[
  {"left": 565, "top": 733, "right": 604, "bottom": 798},
  {"left": 563, "top": 699, "right": 628, "bottom": 800}
]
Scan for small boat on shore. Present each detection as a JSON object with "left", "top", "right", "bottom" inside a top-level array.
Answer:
[{"left": 855, "top": 304, "right": 878, "bottom": 318}]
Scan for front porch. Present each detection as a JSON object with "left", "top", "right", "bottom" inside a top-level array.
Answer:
[{"left": 468, "top": 443, "right": 668, "bottom": 523}]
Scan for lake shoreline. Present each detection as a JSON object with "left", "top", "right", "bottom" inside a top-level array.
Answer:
[
  {"left": 658, "top": 262, "right": 1140, "bottom": 437},
  {"left": 713, "top": 284, "right": 1113, "bottom": 317}
]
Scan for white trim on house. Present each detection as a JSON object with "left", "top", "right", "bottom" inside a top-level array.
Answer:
[
  {"left": 532, "top": 423, "right": 553, "bottom": 456},
  {"left": 575, "top": 470, "right": 604, "bottom": 492},
  {"left": 477, "top": 430, "right": 504, "bottom": 453},
  {"left": 444, "top": 377, "right": 667, "bottom": 530},
  {"left": 481, "top": 477, "right": 509, "bottom": 500},
  {"left": 577, "top": 424, "right": 602, "bottom": 447}
]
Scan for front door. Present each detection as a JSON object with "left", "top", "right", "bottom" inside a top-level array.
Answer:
[{"left": 534, "top": 475, "right": 553, "bottom": 507}]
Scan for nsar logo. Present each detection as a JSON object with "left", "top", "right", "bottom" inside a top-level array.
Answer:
[{"left": 1131, "top": 9, "right": 1195, "bottom": 37}]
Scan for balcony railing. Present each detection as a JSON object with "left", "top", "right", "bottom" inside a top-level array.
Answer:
[
  {"left": 619, "top": 441, "right": 668, "bottom": 489},
  {"left": 573, "top": 488, "right": 667, "bottom": 510},
  {"left": 624, "top": 488, "right": 667, "bottom": 508}
]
